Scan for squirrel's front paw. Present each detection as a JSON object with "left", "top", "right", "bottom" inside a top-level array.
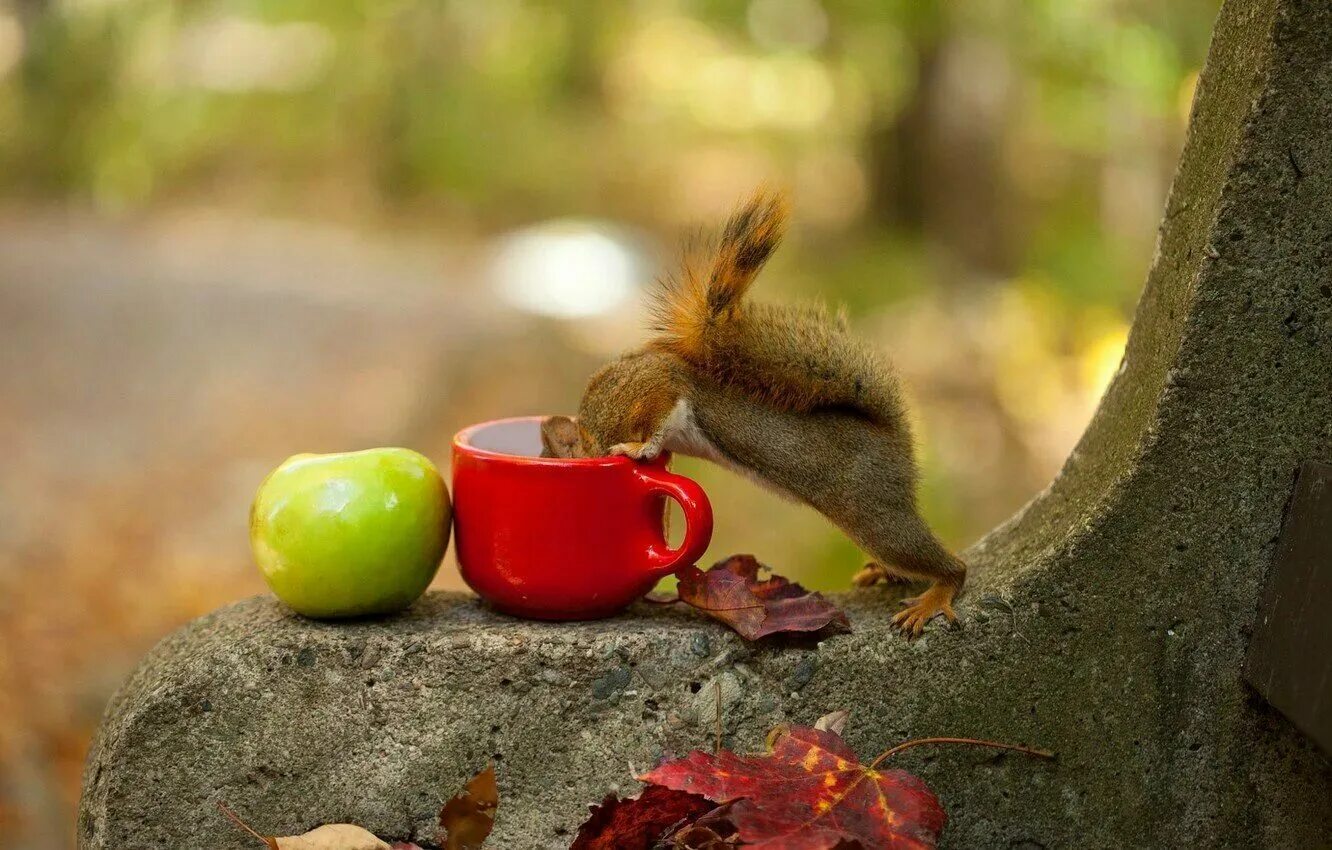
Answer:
[{"left": 610, "top": 441, "right": 660, "bottom": 461}]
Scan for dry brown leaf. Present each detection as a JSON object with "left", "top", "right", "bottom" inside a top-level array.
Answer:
[
  {"left": 677, "top": 555, "right": 851, "bottom": 640},
  {"left": 669, "top": 822, "right": 737, "bottom": 849},
  {"left": 813, "top": 709, "right": 849, "bottom": 735},
  {"left": 438, "top": 764, "right": 499, "bottom": 849},
  {"left": 275, "top": 824, "right": 391, "bottom": 850},
  {"left": 219, "top": 802, "right": 390, "bottom": 850}
]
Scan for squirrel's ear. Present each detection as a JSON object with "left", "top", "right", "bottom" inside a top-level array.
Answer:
[{"left": 540, "top": 415, "right": 588, "bottom": 458}]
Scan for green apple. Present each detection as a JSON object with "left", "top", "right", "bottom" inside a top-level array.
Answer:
[{"left": 250, "top": 448, "right": 450, "bottom": 618}]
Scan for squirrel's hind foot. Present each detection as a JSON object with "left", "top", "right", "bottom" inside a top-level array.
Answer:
[{"left": 891, "top": 582, "right": 958, "bottom": 638}]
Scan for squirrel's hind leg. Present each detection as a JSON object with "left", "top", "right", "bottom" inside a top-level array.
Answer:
[
  {"left": 856, "top": 504, "right": 966, "bottom": 637},
  {"left": 856, "top": 561, "right": 959, "bottom": 637}
]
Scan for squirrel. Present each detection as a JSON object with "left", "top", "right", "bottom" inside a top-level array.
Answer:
[{"left": 540, "top": 191, "right": 965, "bottom": 636}]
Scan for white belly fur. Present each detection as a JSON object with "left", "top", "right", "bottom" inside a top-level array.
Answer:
[{"left": 659, "top": 398, "right": 800, "bottom": 503}]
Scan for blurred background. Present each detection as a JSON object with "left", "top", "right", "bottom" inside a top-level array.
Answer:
[{"left": 0, "top": 0, "right": 1218, "bottom": 845}]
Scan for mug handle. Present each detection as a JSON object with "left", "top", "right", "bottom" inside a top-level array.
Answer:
[{"left": 632, "top": 464, "right": 714, "bottom": 580}]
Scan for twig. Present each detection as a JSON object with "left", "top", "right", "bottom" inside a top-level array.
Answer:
[
  {"left": 868, "top": 737, "right": 1055, "bottom": 770},
  {"left": 217, "top": 801, "right": 273, "bottom": 848},
  {"left": 714, "top": 680, "right": 723, "bottom": 753}
]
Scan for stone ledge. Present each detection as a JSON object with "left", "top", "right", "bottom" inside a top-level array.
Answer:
[
  {"left": 75, "top": 585, "right": 1330, "bottom": 849},
  {"left": 81, "top": 590, "right": 976, "bottom": 850}
]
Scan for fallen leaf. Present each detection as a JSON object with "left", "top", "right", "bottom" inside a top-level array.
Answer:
[
  {"left": 276, "top": 825, "right": 392, "bottom": 849},
  {"left": 218, "top": 803, "right": 391, "bottom": 850},
  {"left": 641, "top": 723, "right": 946, "bottom": 849},
  {"left": 666, "top": 804, "right": 739, "bottom": 849},
  {"left": 813, "top": 709, "right": 849, "bottom": 735},
  {"left": 669, "top": 823, "right": 735, "bottom": 849},
  {"left": 571, "top": 784, "right": 715, "bottom": 850},
  {"left": 677, "top": 555, "right": 850, "bottom": 640},
  {"left": 439, "top": 764, "right": 499, "bottom": 850}
]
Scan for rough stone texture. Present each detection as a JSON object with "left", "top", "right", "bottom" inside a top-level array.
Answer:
[{"left": 80, "top": 0, "right": 1332, "bottom": 847}]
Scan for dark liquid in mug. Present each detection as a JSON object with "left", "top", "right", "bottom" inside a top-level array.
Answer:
[{"left": 467, "top": 419, "right": 547, "bottom": 457}]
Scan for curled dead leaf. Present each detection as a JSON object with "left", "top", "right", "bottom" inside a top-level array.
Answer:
[
  {"left": 218, "top": 803, "right": 391, "bottom": 850},
  {"left": 813, "top": 709, "right": 849, "bottom": 735},
  {"left": 275, "top": 824, "right": 392, "bottom": 850},
  {"left": 677, "top": 555, "right": 851, "bottom": 640},
  {"left": 669, "top": 823, "right": 734, "bottom": 849},
  {"left": 666, "top": 804, "right": 739, "bottom": 849},
  {"left": 438, "top": 764, "right": 499, "bottom": 850}
]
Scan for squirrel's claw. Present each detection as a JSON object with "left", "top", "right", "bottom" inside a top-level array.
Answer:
[
  {"left": 610, "top": 441, "right": 660, "bottom": 461},
  {"left": 891, "top": 583, "right": 958, "bottom": 638}
]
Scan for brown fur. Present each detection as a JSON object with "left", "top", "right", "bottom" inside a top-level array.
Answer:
[
  {"left": 647, "top": 193, "right": 904, "bottom": 423},
  {"left": 687, "top": 378, "right": 964, "bottom": 587},
  {"left": 650, "top": 191, "right": 788, "bottom": 364},
  {"left": 539, "top": 415, "right": 587, "bottom": 459},
  {"left": 541, "top": 355, "right": 685, "bottom": 459},
  {"left": 542, "top": 190, "right": 965, "bottom": 634}
]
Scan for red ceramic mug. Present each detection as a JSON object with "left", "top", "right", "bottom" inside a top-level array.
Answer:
[{"left": 451, "top": 416, "right": 713, "bottom": 620}]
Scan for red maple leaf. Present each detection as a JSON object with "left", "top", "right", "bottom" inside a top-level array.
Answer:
[
  {"left": 676, "top": 555, "right": 850, "bottom": 640},
  {"left": 641, "top": 724, "right": 946, "bottom": 850},
  {"left": 570, "top": 784, "right": 716, "bottom": 849}
]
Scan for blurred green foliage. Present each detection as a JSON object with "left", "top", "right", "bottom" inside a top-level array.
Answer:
[
  {"left": 0, "top": 5, "right": 1226, "bottom": 845},
  {"left": 0, "top": 0, "right": 1222, "bottom": 558},
  {"left": 2, "top": 0, "right": 1214, "bottom": 231},
  {"left": 0, "top": 0, "right": 1221, "bottom": 556}
]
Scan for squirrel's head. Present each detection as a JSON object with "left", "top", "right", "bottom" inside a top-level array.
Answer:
[
  {"left": 540, "top": 350, "right": 682, "bottom": 459},
  {"left": 538, "top": 414, "right": 595, "bottom": 459}
]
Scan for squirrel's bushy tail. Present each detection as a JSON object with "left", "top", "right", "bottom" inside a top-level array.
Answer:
[
  {"left": 650, "top": 190, "right": 786, "bottom": 362},
  {"left": 647, "top": 188, "right": 906, "bottom": 429}
]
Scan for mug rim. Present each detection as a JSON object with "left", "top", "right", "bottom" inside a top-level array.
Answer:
[{"left": 453, "top": 415, "right": 636, "bottom": 468}]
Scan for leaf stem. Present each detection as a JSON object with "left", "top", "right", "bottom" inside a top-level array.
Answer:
[
  {"left": 868, "top": 737, "right": 1056, "bottom": 769},
  {"left": 714, "top": 680, "right": 723, "bottom": 754},
  {"left": 217, "top": 801, "right": 274, "bottom": 848}
]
